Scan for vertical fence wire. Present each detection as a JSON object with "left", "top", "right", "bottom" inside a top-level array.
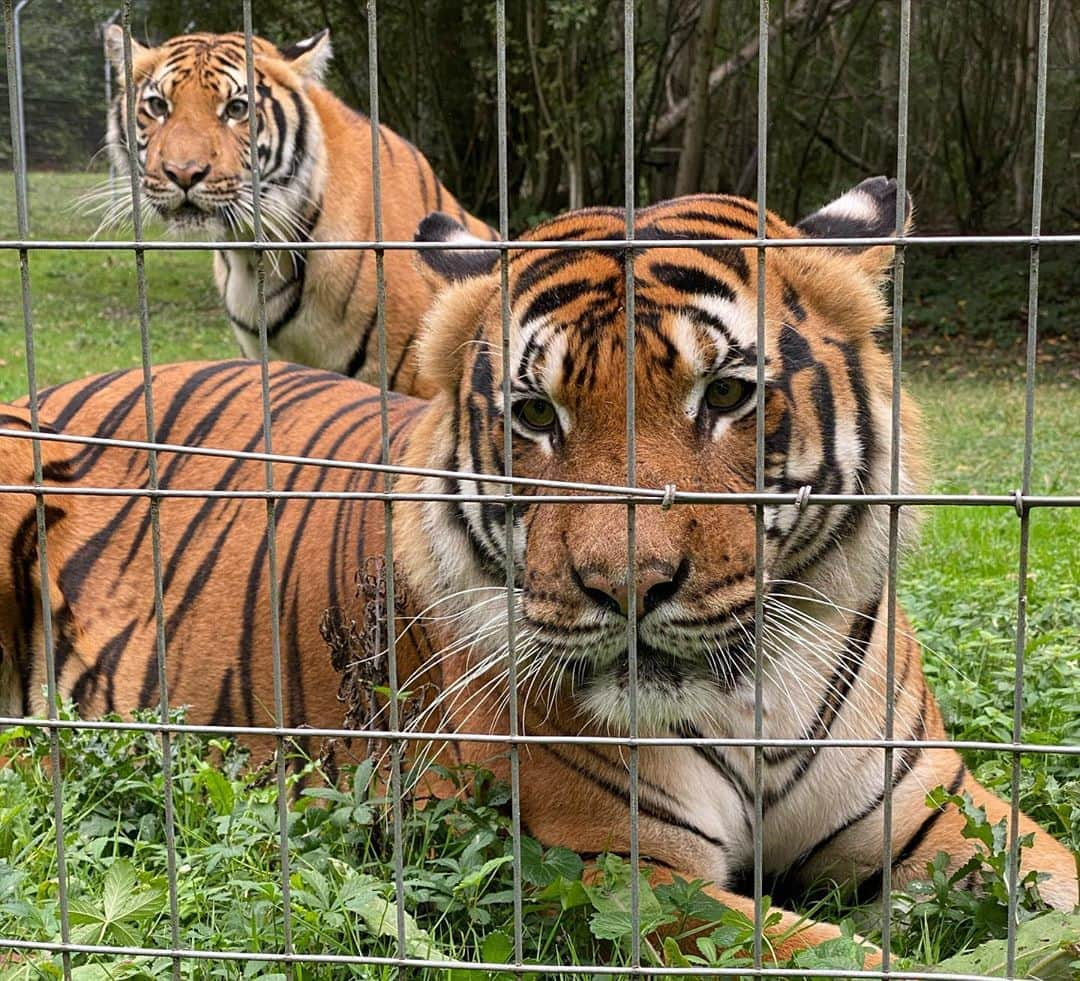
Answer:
[
  {"left": 116, "top": 4, "right": 181, "bottom": 973},
  {"left": 621, "top": 0, "right": 641, "bottom": 971},
  {"left": 752, "top": 0, "right": 769, "bottom": 972},
  {"left": 1007, "top": 1, "right": 1051, "bottom": 975},
  {"left": 365, "top": 0, "right": 409, "bottom": 963},
  {"left": 241, "top": 5, "right": 294, "bottom": 971},
  {"left": 880, "top": 0, "right": 912, "bottom": 968},
  {"left": 495, "top": 0, "right": 526, "bottom": 968},
  {"left": 2, "top": 3, "right": 71, "bottom": 977}
]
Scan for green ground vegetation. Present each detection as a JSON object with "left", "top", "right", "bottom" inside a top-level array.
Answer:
[
  {"left": 0, "top": 172, "right": 231, "bottom": 396},
  {"left": 0, "top": 172, "right": 1077, "bottom": 977}
]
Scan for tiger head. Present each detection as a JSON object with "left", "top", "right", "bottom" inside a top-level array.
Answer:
[
  {"left": 103, "top": 26, "right": 331, "bottom": 238},
  {"left": 407, "top": 178, "right": 924, "bottom": 734}
]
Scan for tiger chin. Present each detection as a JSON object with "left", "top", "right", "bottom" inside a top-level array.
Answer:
[
  {"left": 2, "top": 178, "right": 1076, "bottom": 966},
  {"left": 98, "top": 25, "right": 495, "bottom": 397}
]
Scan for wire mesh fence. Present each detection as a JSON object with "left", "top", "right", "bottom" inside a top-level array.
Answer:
[{"left": 0, "top": 0, "right": 1075, "bottom": 978}]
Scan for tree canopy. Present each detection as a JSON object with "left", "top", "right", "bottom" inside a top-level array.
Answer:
[{"left": 2, "top": 0, "right": 1076, "bottom": 233}]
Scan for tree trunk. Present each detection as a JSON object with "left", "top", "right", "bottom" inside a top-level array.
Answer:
[
  {"left": 1011, "top": 0, "right": 1037, "bottom": 224},
  {"left": 674, "top": 0, "right": 723, "bottom": 195}
]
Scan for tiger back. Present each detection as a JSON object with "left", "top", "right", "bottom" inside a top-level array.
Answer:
[
  {"left": 0, "top": 363, "right": 425, "bottom": 760},
  {"left": 101, "top": 27, "right": 496, "bottom": 397}
]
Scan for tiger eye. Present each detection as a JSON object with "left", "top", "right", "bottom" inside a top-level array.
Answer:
[
  {"left": 225, "top": 98, "right": 249, "bottom": 121},
  {"left": 704, "top": 377, "right": 753, "bottom": 412},
  {"left": 146, "top": 95, "right": 169, "bottom": 117},
  {"left": 516, "top": 398, "right": 558, "bottom": 433}
]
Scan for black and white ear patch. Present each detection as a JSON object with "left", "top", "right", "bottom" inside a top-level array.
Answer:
[
  {"left": 797, "top": 176, "right": 912, "bottom": 243},
  {"left": 415, "top": 211, "right": 499, "bottom": 282},
  {"left": 279, "top": 29, "right": 333, "bottom": 81},
  {"left": 280, "top": 28, "right": 330, "bottom": 61}
]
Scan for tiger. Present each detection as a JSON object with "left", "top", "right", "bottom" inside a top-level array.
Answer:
[
  {"left": 1, "top": 178, "right": 1075, "bottom": 964},
  {"left": 100, "top": 25, "right": 496, "bottom": 398}
]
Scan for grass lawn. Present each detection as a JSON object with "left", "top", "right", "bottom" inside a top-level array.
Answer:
[
  {"left": 0, "top": 172, "right": 1077, "bottom": 976},
  {"left": 0, "top": 171, "right": 232, "bottom": 400}
]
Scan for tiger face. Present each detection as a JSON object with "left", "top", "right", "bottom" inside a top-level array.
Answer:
[
  {"left": 104, "top": 27, "right": 330, "bottom": 238},
  {"left": 410, "top": 179, "right": 923, "bottom": 734}
]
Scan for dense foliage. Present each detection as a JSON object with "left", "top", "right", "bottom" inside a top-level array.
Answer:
[
  {"left": 1, "top": 709, "right": 1075, "bottom": 979},
  {"left": 2, "top": 1, "right": 1078, "bottom": 231}
]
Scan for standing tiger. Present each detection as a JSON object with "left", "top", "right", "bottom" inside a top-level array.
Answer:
[
  {"left": 101, "top": 26, "right": 496, "bottom": 397},
  {"left": 2, "top": 179, "right": 1075, "bottom": 962}
]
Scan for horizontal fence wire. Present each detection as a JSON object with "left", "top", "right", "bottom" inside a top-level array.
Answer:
[
  {"left": 2, "top": 715, "right": 1078, "bottom": 755},
  {"left": 0, "top": 433, "right": 1075, "bottom": 507},
  {"left": 0, "top": 937, "right": 1036, "bottom": 981},
  {"left": 2, "top": 233, "right": 1079, "bottom": 250},
  {"left": 0, "top": 482, "right": 1075, "bottom": 509},
  {"left": 0, "top": 0, "right": 1073, "bottom": 978}
]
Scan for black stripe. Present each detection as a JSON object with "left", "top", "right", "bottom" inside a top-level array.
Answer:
[
  {"left": 267, "top": 92, "right": 289, "bottom": 178},
  {"left": 35, "top": 369, "right": 126, "bottom": 423},
  {"left": 649, "top": 262, "right": 735, "bottom": 301},
  {"left": 283, "top": 90, "right": 308, "bottom": 182},
  {"left": 637, "top": 224, "right": 750, "bottom": 282},
  {"left": 679, "top": 724, "right": 754, "bottom": 834},
  {"left": 521, "top": 278, "right": 608, "bottom": 328},
  {"left": 511, "top": 249, "right": 586, "bottom": 305},
  {"left": 120, "top": 365, "right": 253, "bottom": 574},
  {"left": 11, "top": 508, "right": 66, "bottom": 711},
  {"left": 338, "top": 251, "right": 366, "bottom": 322},
  {"left": 344, "top": 309, "right": 379, "bottom": 378},
  {"left": 851, "top": 760, "right": 967, "bottom": 902},
  {"left": 761, "top": 591, "right": 881, "bottom": 803},
  {"left": 389, "top": 332, "right": 417, "bottom": 391},
  {"left": 787, "top": 682, "right": 929, "bottom": 877},
  {"left": 543, "top": 744, "right": 727, "bottom": 851}
]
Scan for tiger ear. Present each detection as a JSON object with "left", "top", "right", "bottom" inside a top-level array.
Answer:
[
  {"left": 796, "top": 176, "right": 913, "bottom": 281},
  {"left": 279, "top": 29, "right": 333, "bottom": 81},
  {"left": 104, "top": 24, "right": 153, "bottom": 80},
  {"left": 414, "top": 211, "right": 499, "bottom": 289}
]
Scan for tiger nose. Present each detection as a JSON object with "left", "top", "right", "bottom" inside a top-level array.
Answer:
[
  {"left": 162, "top": 160, "right": 210, "bottom": 190},
  {"left": 577, "top": 566, "right": 680, "bottom": 619}
]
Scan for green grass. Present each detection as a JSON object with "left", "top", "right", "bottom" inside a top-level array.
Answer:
[
  {"left": 0, "top": 172, "right": 1077, "bottom": 976},
  {"left": 0, "top": 171, "right": 232, "bottom": 400},
  {"left": 900, "top": 380, "right": 1080, "bottom": 860}
]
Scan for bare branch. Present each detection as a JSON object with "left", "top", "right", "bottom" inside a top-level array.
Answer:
[{"left": 651, "top": 0, "right": 862, "bottom": 142}]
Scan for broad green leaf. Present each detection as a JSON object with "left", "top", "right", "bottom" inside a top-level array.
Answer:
[
  {"left": 102, "top": 861, "right": 165, "bottom": 924},
  {"left": 588, "top": 908, "right": 636, "bottom": 941},
  {"left": 929, "top": 911, "right": 1080, "bottom": 980},
  {"left": 519, "top": 838, "right": 583, "bottom": 887},
  {"left": 663, "top": 935, "right": 693, "bottom": 967},
  {"left": 585, "top": 871, "right": 669, "bottom": 940},
  {"left": 342, "top": 881, "right": 446, "bottom": 960},
  {"left": 454, "top": 855, "right": 514, "bottom": 893},
  {"left": 482, "top": 929, "right": 513, "bottom": 964}
]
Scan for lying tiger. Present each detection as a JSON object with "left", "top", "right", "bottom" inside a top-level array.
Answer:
[
  {"left": 99, "top": 26, "right": 495, "bottom": 397},
  {"left": 2, "top": 178, "right": 1075, "bottom": 962}
]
